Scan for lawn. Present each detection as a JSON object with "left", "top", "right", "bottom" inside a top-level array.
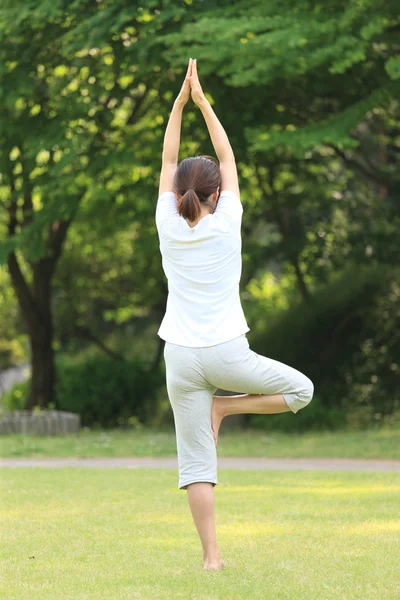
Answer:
[
  {"left": 1, "top": 426, "right": 399, "bottom": 459},
  {"left": 1, "top": 468, "right": 399, "bottom": 599}
]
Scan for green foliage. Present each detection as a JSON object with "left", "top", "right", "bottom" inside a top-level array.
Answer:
[
  {"left": 0, "top": 0, "right": 195, "bottom": 266},
  {"left": 0, "top": 266, "right": 27, "bottom": 368},
  {"left": 0, "top": 0, "right": 399, "bottom": 431},
  {"left": 247, "top": 86, "right": 396, "bottom": 156},
  {"left": 248, "top": 394, "right": 346, "bottom": 433},
  {"left": 160, "top": 0, "right": 400, "bottom": 155},
  {"left": 54, "top": 354, "right": 164, "bottom": 428},
  {"left": 341, "top": 278, "right": 400, "bottom": 427},
  {"left": 0, "top": 338, "right": 26, "bottom": 370},
  {"left": 2, "top": 354, "right": 165, "bottom": 428},
  {"left": 249, "top": 265, "right": 399, "bottom": 425},
  {"left": 1, "top": 380, "right": 28, "bottom": 411},
  {"left": 385, "top": 56, "right": 400, "bottom": 80}
]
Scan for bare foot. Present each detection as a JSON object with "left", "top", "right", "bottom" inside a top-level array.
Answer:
[
  {"left": 204, "top": 557, "right": 226, "bottom": 571},
  {"left": 211, "top": 396, "right": 225, "bottom": 448}
]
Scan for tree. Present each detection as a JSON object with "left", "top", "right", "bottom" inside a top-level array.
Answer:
[
  {"left": 1, "top": 0, "right": 399, "bottom": 417},
  {"left": 160, "top": 0, "right": 400, "bottom": 291},
  {"left": 0, "top": 0, "right": 198, "bottom": 407}
]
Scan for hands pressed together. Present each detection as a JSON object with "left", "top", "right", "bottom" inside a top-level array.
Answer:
[{"left": 176, "top": 58, "right": 206, "bottom": 108}]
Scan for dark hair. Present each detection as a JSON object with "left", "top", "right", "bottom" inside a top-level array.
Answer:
[{"left": 173, "top": 155, "right": 221, "bottom": 222}]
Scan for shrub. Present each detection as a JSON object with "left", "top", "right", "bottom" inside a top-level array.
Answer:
[
  {"left": 0, "top": 337, "right": 27, "bottom": 370},
  {"left": 247, "top": 394, "right": 346, "bottom": 433},
  {"left": 248, "top": 264, "right": 399, "bottom": 429},
  {"left": 54, "top": 354, "right": 164, "bottom": 428},
  {"left": 2, "top": 354, "right": 164, "bottom": 428},
  {"left": 1, "top": 380, "right": 29, "bottom": 412}
]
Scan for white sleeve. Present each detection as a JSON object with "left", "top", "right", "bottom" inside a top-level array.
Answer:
[
  {"left": 214, "top": 190, "right": 243, "bottom": 223},
  {"left": 155, "top": 191, "right": 179, "bottom": 233}
]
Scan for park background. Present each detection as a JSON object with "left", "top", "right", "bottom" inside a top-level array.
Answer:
[
  {"left": 1, "top": 3, "right": 400, "bottom": 599},
  {"left": 0, "top": 0, "right": 399, "bottom": 434}
]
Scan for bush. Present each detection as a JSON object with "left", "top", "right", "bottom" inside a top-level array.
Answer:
[
  {"left": 1, "top": 380, "right": 29, "bottom": 412},
  {"left": 340, "top": 276, "right": 400, "bottom": 425},
  {"left": 247, "top": 394, "right": 347, "bottom": 433},
  {"left": 248, "top": 264, "right": 399, "bottom": 429},
  {"left": 0, "top": 337, "right": 27, "bottom": 370},
  {"left": 2, "top": 354, "right": 165, "bottom": 429},
  {"left": 55, "top": 354, "right": 164, "bottom": 428}
]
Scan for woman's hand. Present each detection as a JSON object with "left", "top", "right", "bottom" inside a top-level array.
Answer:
[
  {"left": 188, "top": 59, "right": 207, "bottom": 107},
  {"left": 175, "top": 58, "right": 193, "bottom": 108}
]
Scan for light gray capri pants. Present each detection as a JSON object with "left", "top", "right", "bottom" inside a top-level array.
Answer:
[{"left": 164, "top": 334, "right": 314, "bottom": 491}]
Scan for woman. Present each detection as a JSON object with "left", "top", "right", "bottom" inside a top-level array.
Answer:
[{"left": 155, "top": 58, "right": 314, "bottom": 572}]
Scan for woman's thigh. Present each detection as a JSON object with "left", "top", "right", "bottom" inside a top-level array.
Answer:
[
  {"left": 164, "top": 342, "right": 218, "bottom": 490},
  {"left": 202, "top": 335, "right": 314, "bottom": 413}
]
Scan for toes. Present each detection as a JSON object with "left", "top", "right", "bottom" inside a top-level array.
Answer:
[{"left": 203, "top": 560, "right": 225, "bottom": 571}]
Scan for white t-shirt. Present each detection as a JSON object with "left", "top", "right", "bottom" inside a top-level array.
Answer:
[{"left": 155, "top": 189, "right": 250, "bottom": 347}]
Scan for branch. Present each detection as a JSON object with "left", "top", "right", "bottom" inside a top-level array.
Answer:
[
  {"left": 126, "top": 87, "right": 150, "bottom": 125},
  {"left": 74, "top": 325, "right": 126, "bottom": 362},
  {"left": 5, "top": 163, "right": 51, "bottom": 333},
  {"left": 7, "top": 191, "right": 42, "bottom": 334},
  {"left": 327, "top": 143, "right": 390, "bottom": 187},
  {"left": 48, "top": 218, "right": 73, "bottom": 264},
  {"left": 19, "top": 147, "right": 34, "bottom": 228},
  {"left": 47, "top": 193, "right": 84, "bottom": 268},
  {"left": 7, "top": 251, "right": 43, "bottom": 337}
]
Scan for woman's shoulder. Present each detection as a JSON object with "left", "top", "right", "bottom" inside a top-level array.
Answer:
[{"left": 215, "top": 190, "right": 243, "bottom": 221}]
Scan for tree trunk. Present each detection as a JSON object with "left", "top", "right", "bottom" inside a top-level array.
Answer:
[
  {"left": 271, "top": 206, "right": 311, "bottom": 302},
  {"left": 6, "top": 184, "right": 76, "bottom": 409},
  {"left": 255, "top": 163, "right": 312, "bottom": 303},
  {"left": 7, "top": 256, "right": 57, "bottom": 410},
  {"left": 291, "top": 254, "right": 311, "bottom": 303},
  {"left": 28, "top": 328, "right": 55, "bottom": 410},
  {"left": 7, "top": 254, "right": 56, "bottom": 410}
]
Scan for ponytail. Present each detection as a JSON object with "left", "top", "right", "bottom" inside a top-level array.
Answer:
[
  {"left": 178, "top": 189, "right": 201, "bottom": 222},
  {"left": 173, "top": 156, "right": 221, "bottom": 221}
]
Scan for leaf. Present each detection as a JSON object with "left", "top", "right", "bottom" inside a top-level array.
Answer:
[{"left": 385, "top": 56, "right": 400, "bottom": 81}]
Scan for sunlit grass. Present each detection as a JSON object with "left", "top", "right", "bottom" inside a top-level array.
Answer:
[
  {"left": 1, "top": 469, "right": 399, "bottom": 599},
  {"left": 1, "top": 425, "right": 399, "bottom": 459}
]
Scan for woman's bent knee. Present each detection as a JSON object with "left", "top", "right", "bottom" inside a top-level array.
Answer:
[
  {"left": 297, "top": 376, "right": 314, "bottom": 409},
  {"left": 305, "top": 377, "right": 314, "bottom": 402},
  {"left": 287, "top": 375, "right": 314, "bottom": 413}
]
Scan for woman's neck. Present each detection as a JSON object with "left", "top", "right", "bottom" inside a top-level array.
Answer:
[{"left": 186, "top": 204, "right": 214, "bottom": 227}]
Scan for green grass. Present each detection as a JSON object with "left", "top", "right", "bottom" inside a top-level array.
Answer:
[
  {"left": 1, "top": 426, "right": 399, "bottom": 459},
  {"left": 1, "top": 468, "right": 399, "bottom": 599}
]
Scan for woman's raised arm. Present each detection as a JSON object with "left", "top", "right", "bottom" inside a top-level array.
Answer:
[
  {"left": 159, "top": 59, "right": 193, "bottom": 196},
  {"left": 189, "top": 59, "right": 240, "bottom": 197}
]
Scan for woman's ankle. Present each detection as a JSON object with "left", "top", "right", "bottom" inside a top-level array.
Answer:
[{"left": 203, "top": 547, "right": 220, "bottom": 560}]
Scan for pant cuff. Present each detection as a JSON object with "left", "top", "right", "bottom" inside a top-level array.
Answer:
[
  {"left": 282, "top": 392, "right": 300, "bottom": 413},
  {"left": 179, "top": 479, "right": 218, "bottom": 491}
]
